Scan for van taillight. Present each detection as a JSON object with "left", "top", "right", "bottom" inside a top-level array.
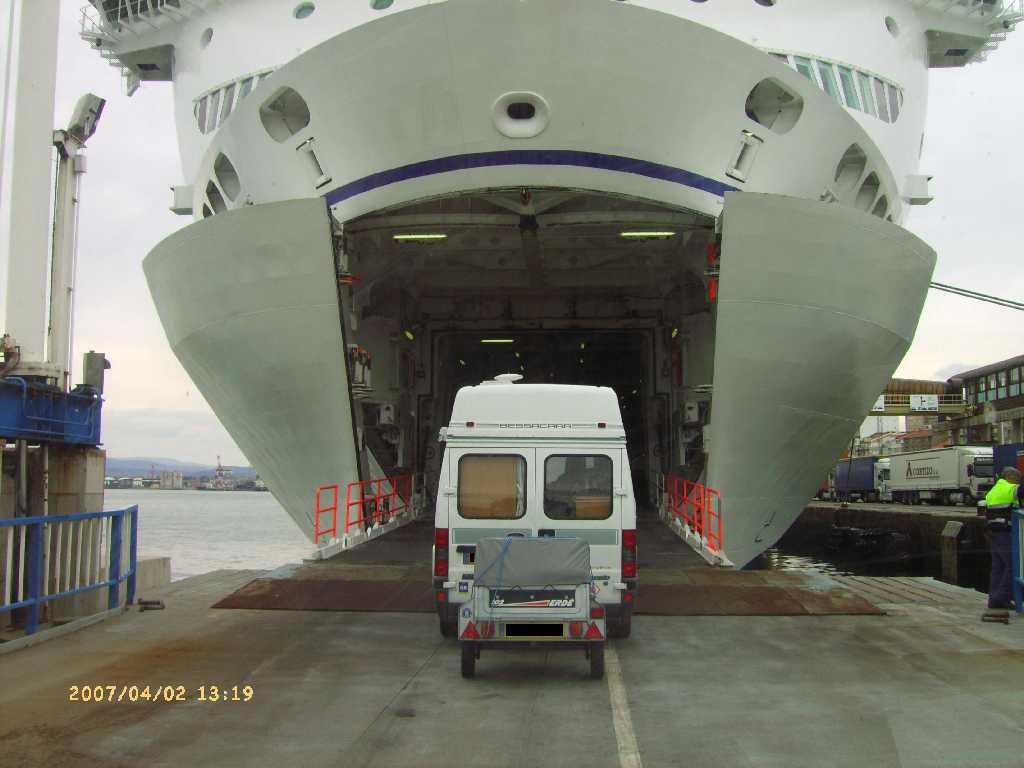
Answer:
[
  {"left": 434, "top": 528, "right": 449, "bottom": 579},
  {"left": 622, "top": 528, "right": 637, "bottom": 579}
]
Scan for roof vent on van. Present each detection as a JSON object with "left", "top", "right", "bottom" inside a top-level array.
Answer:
[{"left": 491, "top": 373, "right": 524, "bottom": 384}]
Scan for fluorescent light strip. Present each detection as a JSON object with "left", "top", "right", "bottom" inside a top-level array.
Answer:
[
  {"left": 393, "top": 233, "right": 448, "bottom": 241},
  {"left": 480, "top": 339, "right": 515, "bottom": 344},
  {"left": 620, "top": 231, "right": 676, "bottom": 238}
]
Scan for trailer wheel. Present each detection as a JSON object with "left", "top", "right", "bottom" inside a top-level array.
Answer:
[
  {"left": 589, "top": 642, "right": 605, "bottom": 680},
  {"left": 461, "top": 642, "right": 476, "bottom": 678}
]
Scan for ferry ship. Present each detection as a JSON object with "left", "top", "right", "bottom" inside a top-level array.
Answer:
[{"left": 82, "top": 0, "right": 1020, "bottom": 567}]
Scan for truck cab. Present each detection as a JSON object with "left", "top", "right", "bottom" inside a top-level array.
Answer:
[
  {"left": 433, "top": 376, "right": 637, "bottom": 639},
  {"left": 875, "top": 457, "right": 892, "bottom": 502}
]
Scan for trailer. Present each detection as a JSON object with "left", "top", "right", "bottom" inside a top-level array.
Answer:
[
  {"left": 834, "top": 457, "right": 881, "bottom": 502},
  {"left": 994, "top": 443, "right": 1024, "bottom": 476},
  {"left": 887, "top": 446, "right": 994, "bottom": 505}
]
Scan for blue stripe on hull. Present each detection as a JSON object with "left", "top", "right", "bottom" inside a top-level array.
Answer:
[{"left": 323, "top": 149, "right": 738, "bottom": 206}]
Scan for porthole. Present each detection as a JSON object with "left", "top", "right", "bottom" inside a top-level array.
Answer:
[
  {"left": 507, "top": 102, "right": 536, "bottom": 120},
  {"left": 885, "top": 16, "right": 900, "bottom": 38},
  {"left": 754, "top": 0, "right": 776, "bottom": 6},
  {"left": 259, "top": 86, "right": 311, "bottom": 143},
  {"left": 744, "top": 78, "right": 803, "bottom": 135},
  {"left": 294, "top": 2, "right": 315, "bottom": 19},
  {"left": 199, "top": 28, "right": 213, "bottom": 49},
  {"left": 371, "top": 0, "right": 393, "bottom": 9},
  {"left": 492, "top": 92, "right": 550, "bottom": 139},
  {"left": 834, "top": 144, "right": 867, "bottom": 194},
  {"left": 214, "top": 154, "right": 241, "bottom": 201}
]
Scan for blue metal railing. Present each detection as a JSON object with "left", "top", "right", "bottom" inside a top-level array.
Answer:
[
  {"left": 0, "top": 506, "right": 138, "bottom": 635},
  {"left": 1013, "top": 509, "right": 1023, "bottom": 614}
]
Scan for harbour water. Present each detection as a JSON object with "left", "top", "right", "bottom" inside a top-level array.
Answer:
[
  {"left": 104, "top": 489, "right": 984, "bottom": 590},
  {"left": 104, "top": 489, "right": 309, "bottom": 580}
]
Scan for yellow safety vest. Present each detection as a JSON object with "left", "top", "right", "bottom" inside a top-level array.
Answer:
[{"left": 985, "top": 478, "right": 1018, "bottom": 510}]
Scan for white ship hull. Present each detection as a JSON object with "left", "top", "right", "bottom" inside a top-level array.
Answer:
[{"left": 122, "top": 0, "right": 977, "bottom": 565}]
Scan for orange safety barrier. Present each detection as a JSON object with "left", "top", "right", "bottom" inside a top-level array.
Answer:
[
  {"left": 314, "top": 484, "right": 339, "bottom": 544},
  {"left": 344, "top": 475, "right": 411, "bottom": 535},
  {"left": 704, "top": 487, "right": 723, "bottom": 552},
  {"left": 665, "top": 475, "right": 724, "bottom": 554}
]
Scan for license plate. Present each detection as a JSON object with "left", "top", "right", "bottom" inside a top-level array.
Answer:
[{"left": 505, "top": 623, "right": 565, "bottom": 639}]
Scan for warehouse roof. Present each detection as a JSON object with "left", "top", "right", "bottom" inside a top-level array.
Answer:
[{"left": 947, "top": 354, "right": 1024, "bottom": 383}]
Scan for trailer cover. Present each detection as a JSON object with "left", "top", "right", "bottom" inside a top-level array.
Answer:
[{"left": 474, "top": 537, "right": 591, "bottom": 587}]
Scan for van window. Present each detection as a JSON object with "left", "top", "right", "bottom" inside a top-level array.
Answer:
[
  {"left": 544, "top": 455, "right": 613, "bottom": 520},
  {"left": 458, "top": 455, "right": 526, "bottom": 519}
]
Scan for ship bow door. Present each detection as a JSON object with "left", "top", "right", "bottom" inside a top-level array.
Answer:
[{"left": 707, "top": 192, "right": 935, "bottom": 567}]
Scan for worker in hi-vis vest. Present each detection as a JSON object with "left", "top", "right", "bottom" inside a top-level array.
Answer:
[{"left": 983, "top": 466, "right": 1020, "bottom": 612}]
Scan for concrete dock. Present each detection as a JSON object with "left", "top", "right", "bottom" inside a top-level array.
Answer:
[{"left": 3, "top": 518, "right": 1023, "bottom": 768}]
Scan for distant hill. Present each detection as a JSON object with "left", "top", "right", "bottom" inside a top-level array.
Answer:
[{"left": 106, "top": 457, "right": 257, "bottom": 480}]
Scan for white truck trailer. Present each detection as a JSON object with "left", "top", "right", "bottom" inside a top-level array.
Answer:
[{"left": 887, "top": 446, "right": 994, "bottom": 506}]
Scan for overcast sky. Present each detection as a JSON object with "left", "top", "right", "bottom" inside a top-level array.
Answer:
[{"left": 3, "top": 4, "right": 1023, "bottom": 463}]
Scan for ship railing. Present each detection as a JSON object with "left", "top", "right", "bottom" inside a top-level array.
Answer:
[
  {"left": 80, "top": 0, "right": 215, "bottom": 45},
  {"left": 664, "top": 475, "right": 724, "bottom": 555},
  {"left": 1013, "top": 509, "right": 1023, "bottom": 614},
  {"left": 313, "top": 474, "right": 421, "bottom": 549},
  {"left": 0, "top": 506, "right": 139, "bottom": 636},
  {"left": 871, "top": 392, "right": 969, "bottom": 416},
  {"left": 907, "top": 0, "right": 1023, "bottom": 21}
]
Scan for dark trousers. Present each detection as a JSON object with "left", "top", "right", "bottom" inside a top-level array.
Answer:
[{"left": 988, "top": 529, "right": 1013, "bottom": 609}]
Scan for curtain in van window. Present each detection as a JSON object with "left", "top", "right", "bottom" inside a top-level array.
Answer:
[
  {"left": 458, "top": 455, "right": 526, "bottom": 519},
  {"left": 515, "top": 459, "right": 526, "bottom": 517}
]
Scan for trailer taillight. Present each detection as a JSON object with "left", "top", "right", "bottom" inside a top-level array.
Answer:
[
  {"left": 622, "top": 528, "right": 637, "bottom": 579},
  {"left": 434, "top": 528, "right": 449, "bottom": 579}
]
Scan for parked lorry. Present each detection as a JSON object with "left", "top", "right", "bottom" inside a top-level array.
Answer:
[
  {"left": 834, "top": 456, "right": 885, "bottom": 502},
  {"left": 887, "top": 446, "right": 994, "bottom": 505}
]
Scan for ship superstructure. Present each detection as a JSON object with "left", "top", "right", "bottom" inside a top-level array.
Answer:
[{"left": 83, "top": 0, "right": 1019, "bottom": 566}]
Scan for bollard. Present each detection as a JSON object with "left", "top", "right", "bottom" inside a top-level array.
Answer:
[{"left": 940, "top": 520, "right": 964, "bottom": 586}]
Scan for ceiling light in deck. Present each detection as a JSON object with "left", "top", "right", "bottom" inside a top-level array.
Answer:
[
  {"left": 403, "top": 329, "right": 415, "bottom": 341},
  {"left": 620, "top": 231, "right": 676, "bottom": 239},
  {"left": 480, "top": 338, "right": 514, "bottom": 344},
  {"left": 393, "top": 233, "right": 448, "bottom": 242}
]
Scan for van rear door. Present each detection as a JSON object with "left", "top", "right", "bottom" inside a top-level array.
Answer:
[
  {"left": 534, "top": 448, "right": 622, "bottom": 583},
  {"left": 447, "top": 449, "right": 534, "bottom": 582}
]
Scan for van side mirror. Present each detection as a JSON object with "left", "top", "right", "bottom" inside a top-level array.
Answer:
[{"left": 966, "top": 465, "right": 973, "bottom": 477}]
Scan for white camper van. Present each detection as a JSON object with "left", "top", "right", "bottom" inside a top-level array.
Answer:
[{"left": 433, "top": 375, "right": 638, "bottom": 640}]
